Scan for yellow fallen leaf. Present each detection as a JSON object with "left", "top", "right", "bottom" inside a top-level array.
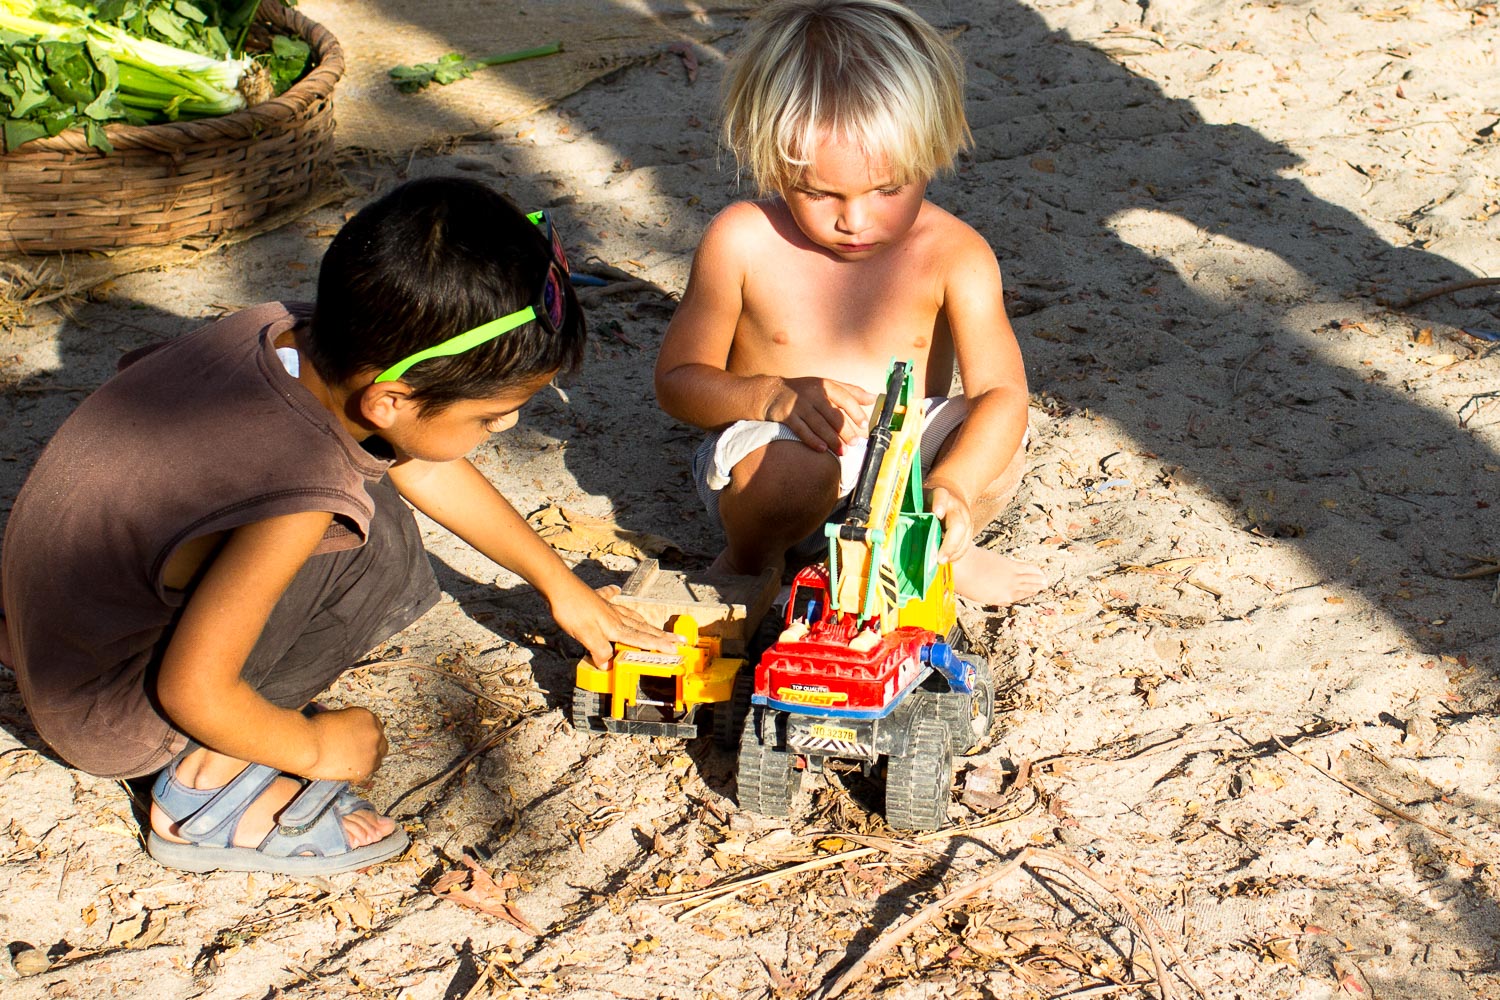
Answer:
[
  {"left": 1150, "top": 556, "right": 1207, "bottom": 571},
  {"left": 94, "top": 816, "right": 138, "bottom": 839},
  {"left": 329, "top": 892, "right": 375, "bottom": 931},
  {"left": 1262, "top": 936, "right": 1299, "bottom": 966},
  {"left": 106, "top": 912, "right": 147, "bottom": 948},
  {"left": 1416, "top": 354, "right": 1457, "bottom": 366}
]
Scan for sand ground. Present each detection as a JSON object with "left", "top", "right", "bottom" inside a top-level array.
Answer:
[{"left": 2, "top": 0, "right": 1499, "bottom": 998}]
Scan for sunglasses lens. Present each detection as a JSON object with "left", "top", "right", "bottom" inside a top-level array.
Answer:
[{"left": 542, "top": 265, "right": 566, "bottom": 330}]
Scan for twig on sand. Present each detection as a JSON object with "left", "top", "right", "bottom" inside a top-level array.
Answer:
[
  {"left": 577, "top": 279, "right": 659, "bottom": 307},
  {"left": 660, "top": 792, "right": 1039, "bottom": 918},
  {"left": 461, "top": 951, "right": 520, "bottom": 1000},
  {"left": 821, "top": 846, "right": 1204, "bottom": 1000},
  {"left": 1271, "top": 735, "right": 1492, "bottom": 864},
  {"left": 1386, "top": 277, "right": 1500, "bottom": 310},
  {"left": 351, "top": 657, "right": 545, "bottom": 714},
  {"left": 1458, "top": 391, "right": 1500, "bottom": 429},
  {"left": 386, "top": 718, "right": 528, "bottom": 816},
  {"left": 821, "top": 848, "right": 1033, "bottom": 1000},
  {"left": 1437, "top": 553, "right": 1500, "bottom": 580},
  {"left": 576, "top": 260, "right": 644, "bottom": 283},
  {"left": 1231, "top": 342, "right": 1268, "bottom": 398},
  {"left": 350, "top": 657, "right": 545, "bottom": 814}
]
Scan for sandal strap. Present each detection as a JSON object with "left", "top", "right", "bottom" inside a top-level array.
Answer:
[
  {"left": 276, "top": 779, "right": 348, "bottom": 835},
  {"left": 257, "top": 782, "right": 370, "bottom": 859},
  {"left": 178, "top": 763, "right": 281, "bottom": 845},
  {"left": 152, "top": 745, "right": 388, "bottom": 862},
  {"left": 150, "top": 742, "right": 209, "bottom": 825}
]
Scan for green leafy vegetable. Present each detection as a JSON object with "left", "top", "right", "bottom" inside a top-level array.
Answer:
[
  {"left": 262, "top": 31, "right": 307, "bottom": 94},
  {"left": 0, "top": 0, "right": 312, "bottom": 153},
  {"left": 388, "top": 41, "right": 562, "bottom": 94}
]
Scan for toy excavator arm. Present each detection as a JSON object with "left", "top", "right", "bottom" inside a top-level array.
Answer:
[{"left": 826, "top": 361, "right": 931, "bottom": 624}]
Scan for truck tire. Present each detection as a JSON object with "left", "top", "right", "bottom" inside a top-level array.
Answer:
[
  {"left": 715, "top": 666, "right": 755, "bottom": 753},
  {"left": 938, "top": 655, "right": 997, "bottom": 754},
  {"left": 885, "top": 716, "right": 954, "bottom": 832},
  {"left": 736, "top": 709, "right": 800, "bottom": 817},
  {"left": 569, "top": 686, "right": 609, "bottom": 733}
]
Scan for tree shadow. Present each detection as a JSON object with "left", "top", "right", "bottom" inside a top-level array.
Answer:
[{"left": 496, "top": 0, "right": 1500, "bottom": 664}]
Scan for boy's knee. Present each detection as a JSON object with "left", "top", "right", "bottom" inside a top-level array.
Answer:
[
  {"left": 721, "top": 441, "right": 841, "bottom": 535},
  {"left": 730, "top": 441, "right": 839, "bottom": 504}
]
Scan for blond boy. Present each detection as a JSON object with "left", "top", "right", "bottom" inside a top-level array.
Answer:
[{"left": 656, "top": 0, "right": 1045, "bottom": 606}]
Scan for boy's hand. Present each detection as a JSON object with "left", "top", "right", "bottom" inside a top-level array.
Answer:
[
  {"left": 307, "top": 706, "right": 389, "bottom": 782},
  {"left": 765, "top": 377, "right": 876, "bottom": 454},
  {"left": 927, "top": 481, "right": 974, "bottom": 565},
  {"left": 550, "top": 581, "right": 680, "bottom": 668}
]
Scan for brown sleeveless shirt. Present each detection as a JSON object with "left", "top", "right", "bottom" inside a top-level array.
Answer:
[{"left": 2, "top": 302, "right": 394, "bottom": 776}]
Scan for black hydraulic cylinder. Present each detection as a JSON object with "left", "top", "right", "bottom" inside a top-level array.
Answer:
[{"left": 841, "top": 362, "right": 908, "bottom": 536}]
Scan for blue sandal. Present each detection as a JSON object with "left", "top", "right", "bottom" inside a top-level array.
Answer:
[{"left": 146, "top": 744, "right": 410, "bottom": 875}]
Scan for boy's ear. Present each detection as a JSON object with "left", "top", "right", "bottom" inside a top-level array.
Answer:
[{"left": 355, "top": 378, "right": 416, "bottom": 430}]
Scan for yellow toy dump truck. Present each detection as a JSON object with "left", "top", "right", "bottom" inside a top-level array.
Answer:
[{"left": 570, "top": 559, "right": 779, "bottom": 749}]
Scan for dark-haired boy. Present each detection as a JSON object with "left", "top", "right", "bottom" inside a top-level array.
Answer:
[{"left": 0, "top": 177, "right": 673, "bottom": 874}]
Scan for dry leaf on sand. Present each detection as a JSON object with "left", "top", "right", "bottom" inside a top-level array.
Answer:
[
  {"left": 528, "top": 505, "right": 680, "bottom": 561},
  {"left": 433, "top": 856, "right": 541, "bottom": 935}
]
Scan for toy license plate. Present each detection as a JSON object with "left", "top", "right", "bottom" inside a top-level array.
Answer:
[{"left": 789, "top": 719, "right": 875, "bottom": 760}]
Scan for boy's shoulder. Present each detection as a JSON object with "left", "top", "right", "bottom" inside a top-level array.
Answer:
[
  {"left": 706, "top": 197, "right": 786, "bottom": 236},
  {"left": 694, "top": 198, "right": 798, "bottom": 271},
  {"left": 116, "top": 301, "right": 308, "bottom": 374},
  {"left": 913, "top": 200, "right": 990, "bottom": 248}
]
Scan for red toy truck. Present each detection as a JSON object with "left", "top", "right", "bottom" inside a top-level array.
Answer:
[{"left": 736, "top": 362, "right": 996, "bottom": 831}]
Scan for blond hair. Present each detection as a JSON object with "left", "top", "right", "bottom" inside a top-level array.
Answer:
[{"left": 722, "top": 0, "right": 970, "bottom": 194}]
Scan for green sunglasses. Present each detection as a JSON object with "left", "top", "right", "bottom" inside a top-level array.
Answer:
[{"left": 373, "top": 210, "right": 571, "bottom": 384}]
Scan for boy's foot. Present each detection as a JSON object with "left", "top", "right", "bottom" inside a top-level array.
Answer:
[
  {"left": 148, "top": 745, "right": 405, "bottom": 874},
  {"left": 951, "top": 547, "right": 1047, "bottom": 607}
]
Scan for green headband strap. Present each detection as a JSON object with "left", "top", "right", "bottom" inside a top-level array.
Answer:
[{"left": 372, "top": 307, "right": 539, "bottom": 383}]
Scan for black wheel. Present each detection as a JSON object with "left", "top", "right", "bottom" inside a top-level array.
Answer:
[
  {"left": 736, "top": 707, "right": 800, "bottom": 817},
  {"left": 715, "top": 665, "right": 755, "bottom": 753},
  {"left": 569, "top": 686, "right": 609, "bottom": 732},
  {"left": 937, "top": 655, "right": 996, "bottom": 754},
  {"left": 885, "top": 715, "right": 954, "bottom": 831},
  {"left": 946, "top": 621, "right": 973, "bottom": 654}
]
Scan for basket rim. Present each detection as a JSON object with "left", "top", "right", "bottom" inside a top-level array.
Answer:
[{"left": 1, "top": 0, "right": 343, "bottom": 157}]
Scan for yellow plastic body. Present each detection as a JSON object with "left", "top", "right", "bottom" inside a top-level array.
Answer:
[
  {"left": 828, "top": 364, "right": 957, "bottom": 642},
  {"left": 574, "top": 614, "right": 745, "bottom": 717},
  {"left": 895, "top": 560, "right": 956, "bottom": 635}
]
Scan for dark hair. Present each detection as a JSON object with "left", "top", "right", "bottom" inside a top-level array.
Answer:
[{"left": 308, "top": 177, "right": 585, "bottom": 411}]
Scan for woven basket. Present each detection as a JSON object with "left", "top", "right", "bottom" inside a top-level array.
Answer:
[{"left": 0, "top": 0, "right": 343, "bottom": 254}]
